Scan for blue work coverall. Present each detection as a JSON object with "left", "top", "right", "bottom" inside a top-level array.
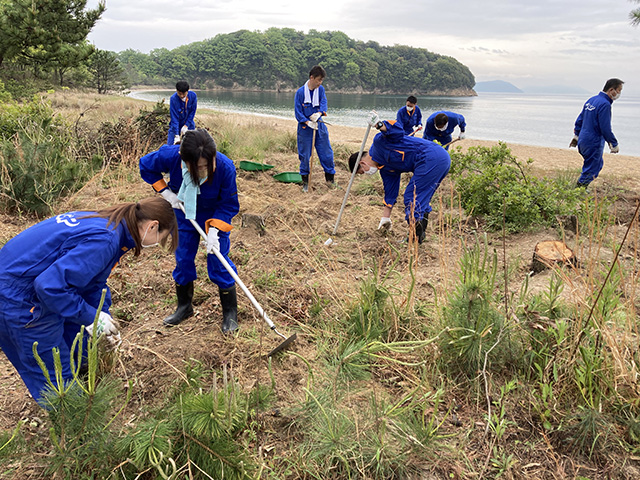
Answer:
[
  {"left": 423, "top": 111, "right": 466, "bottom": 150},
  {"left": 167, "top": 90, "right": 198, "bottom": 145},
  {"left": 370, "top": 121, "right": 451, "bottom": 222},
  {"left": 396, "top": 105, "right": 423, "bottom": 135},
  {"left": 573, "top": 91, "right": 618, "bottom": 185},
  {"left": 0, "top": 213, "right": 135, "bottom": 403},
  {"left": 140, "top": 145, "right": 239, "bottom": 288},
  {"left": 294, "top": 84, "right": 335, "bottom": 176}
]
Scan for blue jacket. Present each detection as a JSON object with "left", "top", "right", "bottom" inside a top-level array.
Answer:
[
  {"left": 294, "top": 84, "right": 328, "bottom": 125},
  {"left": 168, "top": 91, "right": 197, "bottom": 144},
  {"left": 139, "top": 144, "right": 239, "bottom": 232},
  {"left": 0, "top": 213, "right": 136, "bottom": 327},
  {"left": 574, "top": 91, "right": 617, "bottom": 149},
  {"left": 370, "top": 120, "right": 450, "bottom": 208},
  {"left": 423, "top": 111, "right": 466, "bottom": 141},
  {"left": 396, "top": 105, "right": 422, "bottom": 135}
]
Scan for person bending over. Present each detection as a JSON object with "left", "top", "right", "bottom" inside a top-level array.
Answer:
[
  {"left": 422, "top": 111, "right": 466, "bottom": 150},
  {"left": 0, "top": 197, "right": 178, "bottom": 406},
  {"left": 349, "top": 114, "right": 451, "bottom": 244}
]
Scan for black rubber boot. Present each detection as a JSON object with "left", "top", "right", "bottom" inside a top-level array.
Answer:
[
  {"left": 219, "top": 285, "right": 238, "bottom": 333},
  {"left": 325, "top": 172, "right": 336, "bottom": 187},
  {"left": 415, "top": 216, "right": 429, "bottom": 244},
  {"left": 301, "top": 174, "right": 309, "bottom": 193},
  {"left": 163, "top": 282, "right": 194, "bottom": 326}
]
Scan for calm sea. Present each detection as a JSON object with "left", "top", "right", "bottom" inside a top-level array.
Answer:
[{"left": 130, "top": 90, "right": 640, "bottom": 157}]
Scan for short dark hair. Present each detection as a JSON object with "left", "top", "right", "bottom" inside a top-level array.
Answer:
[
  {"left": 309, "top": 65, "right": 326, "bottom": 79},
  {"left": 406, "top": 95, "right": 417, "bottom": 104},
  {"left": 603, "top": 78, "right": 624, "bottom": 92},
  {"left": 176, "top": 81, "right": 190, "bottom": 93},
  {"left": 348, "top": 151, "right": 368, "bottom": 172},
  {"left": 180, "top": 129, "right": 217, "bottom": 185},
  {"left": 434, "top": 113, "right": 449, "bottom": 128}
]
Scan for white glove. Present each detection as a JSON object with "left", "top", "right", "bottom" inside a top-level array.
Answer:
[
  {"left": 309, "top": 112, "right": 322, "bottom": 122},
  {"left": 569, "top": 135, "right": 578, "bottom": 148},
  {"left": 86, "top": 311, "right": 119, "bottom": 338},
  {"left": 610, "top": 144, "right": 619, "bottom": 154},
  {"left": 458, "top": 132, "right": 466, "bottom": 140},
  {"left": 180, "top": 125, "right": 189, "bottom": 136},
  {"left": 160, "top": 189, "right": 182, "bottom": 209},
  {"left": 367, "top": 110, "right": 380, "bottom": 127},
  {"left": 207, "top": 227, "right": 220, "bottom": 254},
  {"left": 412, "top": 125, "right": 422, "bottom": 133},
  {"left": 173, "top": 134, "right": 181, "bottom": 145},
  {"left": 307, "top": 121, "right": 318, "bottom": 130},
  {"left": 378, "top": 217, "right": 392, "bottom": 230},
  {"left": 105, "top": 332, "right": 122, "bottom": 349}
]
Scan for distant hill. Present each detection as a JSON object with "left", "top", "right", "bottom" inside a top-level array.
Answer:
[
  {"left": 117, "top": 28, "right": 476, "bottom": 96},
  {"left": 474, "top": 80, "right": 523, "bottom": 93}
]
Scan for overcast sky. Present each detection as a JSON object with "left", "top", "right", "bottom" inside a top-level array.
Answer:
[{"left": 86, "top": 0, "right": 640, "bottom": 94}]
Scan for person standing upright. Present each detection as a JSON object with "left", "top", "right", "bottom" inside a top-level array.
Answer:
[
  {"left": 569, "top": 78, "right": 623, "bottom": 187},
  {"left": 167, "top": 81, "right": 198, "bottom": 145},
  {"left": 423, "top": 111, "right": 466, "bottom": 150},
  {"left": 294, "top": 65, "right": 336, "bottom": 192},
  {"left": 396, "top": 95, "right": 423, "bottom": 136}
]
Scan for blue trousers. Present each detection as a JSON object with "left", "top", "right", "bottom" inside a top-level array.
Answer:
[
  {"left": 297, "top": 123, "right": 335, "bottom": 176},
  {"left": 172, "top": 209, "right": 237, "bottom": 289},
  {"left": 577, "top": 142, "right": 605, "bottom": 185},
  {"left": 0, "top": 286, "right": 87, "bottom": 405},
  {"left": 402, "top": 152, "right": 451, "bottom": 222}
]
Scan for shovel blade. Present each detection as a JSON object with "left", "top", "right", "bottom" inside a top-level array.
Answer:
[{"left": 267, "top": 333, "right": 297, "bottom": 357}]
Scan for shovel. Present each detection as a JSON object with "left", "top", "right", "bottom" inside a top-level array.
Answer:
[{"left": 178, "top": 203, "right": 296, "bottom": 356}]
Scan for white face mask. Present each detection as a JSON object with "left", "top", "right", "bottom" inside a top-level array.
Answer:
[
  {"left": 141, "top": 223, "right": 159, "bottom": 249},
  {"left": 364, "top": 166, "right": 378, "bottom": 175},
  {"left": 436, "top": 122, "right": 448, "bottom": 132},
  {"left": 181, "top": 95, "right": 187, "bottom": 102},
  {"left": 406, "top": 106, "right": 414, "bottom": 112},
  {"left": 611, "top": 91, "right": 621, "bottom": 101}
]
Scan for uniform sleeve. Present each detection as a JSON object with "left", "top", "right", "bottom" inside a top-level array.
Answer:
[
  {"left": 319, "top": 86, "right": 328, "bottom": 114},
  {"left": 416, "top": 107, "right": 422, "bottom": 126},
  {"left": 168, "top": 94, "right": 180, "bottom": 143},
  {"left": 458, "top": 114, "right": 466, "bottom": 132},
  {"left": 140, "top": 146, "right": 178, "bottom": 192},
  {"left": 396, "top": 108, "right": 403, "bottom": 124},
  {"left": 294, "top": 89, "right": 307, "bottom": 123},
  {"left": 186, "top": 92, "right": 197, "bottom": 129},
  {"left": 380, "top": 170, "right": 401, "bottom": 208},
  {"left": 381, "top": 120, "right": 405, "bottom": 142},
  {"left": 32, "top": 235, "right": 119, "bottom": 326},
  {"left": 206, "top": 161, "right": 240, "bottom": 232},
  {"left": 598, "top": 104, "right": 617, "bottom": 147}
]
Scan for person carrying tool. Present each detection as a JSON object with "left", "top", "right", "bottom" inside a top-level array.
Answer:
[
  {"left": 167, "top": 81, "right": 198, "bottom": 145},
  {"left": 422, "top": 110, "right": 466, "bottom": 150},
  {"left": 140, "top": 129, "right": 241, "bottom": 333},
  {"left": 348, "top": 115, "right": 451, "bottom": 244},
  {"left": 0, "top": 197, "right": 178, "bottom": 406},
  {"left": 396, "top": 95, "right": 423, "bottom": 136},
  {"left": 569, "top": 78, "right": 623, "bottom": 187},
  {"left": 294, "top": 65, "right": 336, "bottom": 192}
]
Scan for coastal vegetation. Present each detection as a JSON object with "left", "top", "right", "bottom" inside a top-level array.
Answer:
[
  {"left": 0, "top": 2, "right": 475, "bottom": 97},
  {"left": 0, "top": 91, "right": 639, "bottom": 479}
]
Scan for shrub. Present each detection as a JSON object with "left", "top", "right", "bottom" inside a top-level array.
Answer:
[
  {"left": 0, "top": 97, "right": 100, "bottom": 215},
  {"left": 449, "top": 143, "right": 583, "bottom": 232}
]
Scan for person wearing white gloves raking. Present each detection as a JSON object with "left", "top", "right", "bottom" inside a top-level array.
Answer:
[
  {"left": 140, "top": 129, "right": 241, "bottom": 333},
  {"left": 0, "top": 197, "right": 178, "bottom": 407}
]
